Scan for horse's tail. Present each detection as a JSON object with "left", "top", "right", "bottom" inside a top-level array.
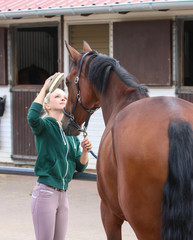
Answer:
[{"left": 162, "top": 120, "right": 193, "bottom": 240}]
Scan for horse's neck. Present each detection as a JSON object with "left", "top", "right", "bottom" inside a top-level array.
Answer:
[{"left": 100, "top": 75, "right": 145, "bottom": 125}]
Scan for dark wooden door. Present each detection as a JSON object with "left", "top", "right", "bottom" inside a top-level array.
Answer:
[
  {"left": 12, "top": 89, "right": 39, "bottom": 164},
  {"left": 11, "top": 24, "right": 60, "bottom": 165}
]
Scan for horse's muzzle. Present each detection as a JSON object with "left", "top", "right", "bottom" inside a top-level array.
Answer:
[{"left": 62, "top": 118, "right": 81, "bottom": 136}]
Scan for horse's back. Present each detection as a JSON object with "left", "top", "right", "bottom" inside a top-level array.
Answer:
[
  {"left": 113, "top": 96, "right": 193, "bottom": 167},
  {"left": 114, "top": 96, "right": 193, "bottom": 147},
  {"left": 116, "top": 96, "right": 193, "bottom": 126},
  {"left": 111, "top": 96, "right": 193, "bottom": 239}
]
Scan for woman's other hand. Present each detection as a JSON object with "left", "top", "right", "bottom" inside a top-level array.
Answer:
[{"left": 81, "top": 137, "right": 92, "bottom": 152}]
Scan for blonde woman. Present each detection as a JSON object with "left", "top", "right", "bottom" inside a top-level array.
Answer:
[{"left": 27, "top": 73, "right": 92, "bottom": 240}]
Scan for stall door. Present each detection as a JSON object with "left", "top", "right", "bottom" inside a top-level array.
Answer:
[{"left": 12, "top": 26, "right": 59, "bottom": 164}]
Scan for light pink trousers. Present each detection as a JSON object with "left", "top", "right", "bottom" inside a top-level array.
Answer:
[{"left": 31, "top": 182, "right": 69, "bottom": 240}]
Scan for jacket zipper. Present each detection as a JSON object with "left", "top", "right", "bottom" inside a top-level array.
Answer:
[
  {"left": 72, "top": 136, "right": 76, "bottom": 149},
  {"left": 63, "top": 134, "right": 69, "bottom": 189},
  {"left": 58, "top": 122, "right": 69, "bottom": 190}
]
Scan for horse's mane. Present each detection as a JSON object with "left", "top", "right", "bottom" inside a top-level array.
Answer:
[{"left": 84, "top": 52, "right": 149, "bottom": 96}]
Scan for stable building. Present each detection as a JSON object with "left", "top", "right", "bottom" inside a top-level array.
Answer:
[{"left": 0, "top": 0, "right": 193, "bottom": 169}]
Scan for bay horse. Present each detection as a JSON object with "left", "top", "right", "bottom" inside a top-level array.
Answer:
[{"left": 62, "top": 41, "right": 193, "bottom": 240}]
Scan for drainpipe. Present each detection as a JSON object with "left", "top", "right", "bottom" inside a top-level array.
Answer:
[{"left": 0, "top": 1, "right": 193, "bottom": 19}]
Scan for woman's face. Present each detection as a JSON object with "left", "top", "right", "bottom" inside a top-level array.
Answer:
[{"left": 46, "top": 89, "right": 67, "bottom": 113}]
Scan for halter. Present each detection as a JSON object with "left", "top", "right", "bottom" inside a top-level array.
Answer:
[{"left": 63, "top": 50, "right": 99, "bottom": 136}]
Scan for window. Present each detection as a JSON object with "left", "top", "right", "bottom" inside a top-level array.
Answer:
[{"left": 17, "top": 27, "right": 58, "bottom": 85}]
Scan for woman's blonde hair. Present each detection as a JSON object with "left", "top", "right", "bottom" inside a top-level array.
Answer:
[{"left": 43, "top": 92, "right": 51, "bottom": 115}]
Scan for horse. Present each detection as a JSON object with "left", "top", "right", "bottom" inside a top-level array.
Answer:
[{"left": 62, "top": 41, "right": 193, "bottom": 240}]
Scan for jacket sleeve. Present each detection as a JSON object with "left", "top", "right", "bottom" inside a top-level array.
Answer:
[
  {"left": 74, "top": 136, "right": 88, "bottom": 172},
  {"left": 27, "top": 102, "right": 45, "bottom": 135}
]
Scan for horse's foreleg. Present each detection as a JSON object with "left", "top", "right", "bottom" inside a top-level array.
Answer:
[{"left": 101, "top": 200, "right": 123, "bottom": 240}]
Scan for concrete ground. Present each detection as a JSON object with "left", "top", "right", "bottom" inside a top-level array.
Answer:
[{"left": 0, "top": 174, "right": 137, "bottom": 240}]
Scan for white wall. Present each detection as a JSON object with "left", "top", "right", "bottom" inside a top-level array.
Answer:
[
  {"left": 79, "top": 109, "right": 105, "bottom": 170},
  {"left": 148, "top": 86, "right": 176, "bottom": 97},
  {"left": 0, "top": 86, "right": 12, "bottom": 163}
]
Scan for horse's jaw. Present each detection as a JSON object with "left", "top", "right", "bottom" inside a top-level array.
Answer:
[{"left": 62, "top": 118, "right": 81, "bottom": 136}]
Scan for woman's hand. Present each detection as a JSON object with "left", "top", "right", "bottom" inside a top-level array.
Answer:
[
  {"left": 42, "top": 72, "right": 59, "bottom": 93},
  {"left": 81, "top": 137, "right": 92, "bottom": 152},
  {"left": 33, "top": 73, "right": 59, "bottom": 104},
  {"left": 80, "top": 137, "right": 92, "bottom": 165}
]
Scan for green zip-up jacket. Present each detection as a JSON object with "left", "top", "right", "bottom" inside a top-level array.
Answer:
[{"left": 27, "top": 102, "right": 88, "bottom": 190}]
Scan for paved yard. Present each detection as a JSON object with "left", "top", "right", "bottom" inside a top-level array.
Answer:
[{"left": 0, "top": 174, "right": 137, "bottom": 240}]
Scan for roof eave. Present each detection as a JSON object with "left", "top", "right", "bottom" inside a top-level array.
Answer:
[{"left": 0, "top": 2, "right": 193, "bottom": 19}]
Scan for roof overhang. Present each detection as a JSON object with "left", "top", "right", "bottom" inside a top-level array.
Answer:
[{"left": 0, "top": 1, "right": 193, "bottom": 19}]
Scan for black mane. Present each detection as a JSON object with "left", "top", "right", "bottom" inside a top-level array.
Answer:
[{"left": 84, "top": 52, "right": 149, "bottom": 96}]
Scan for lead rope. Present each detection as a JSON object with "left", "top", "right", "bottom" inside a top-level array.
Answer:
[
  {"left": 89, "top": 149, "right": 98, "bottom": 159},
  {"left": 83, "top": 131, "right": 98, "bottom": 159}
]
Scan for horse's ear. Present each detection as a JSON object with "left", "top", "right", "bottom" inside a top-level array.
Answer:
[
  {"left": 83, "top": 40, "right": 92, "bottom": 52},
  {"left": 65, "top": 40, "right": 80, "bottom": 62}
]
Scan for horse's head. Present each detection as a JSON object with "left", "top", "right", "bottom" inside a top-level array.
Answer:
[{"left": 62, "top": 41, "right": 100, "bottom": 136}]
